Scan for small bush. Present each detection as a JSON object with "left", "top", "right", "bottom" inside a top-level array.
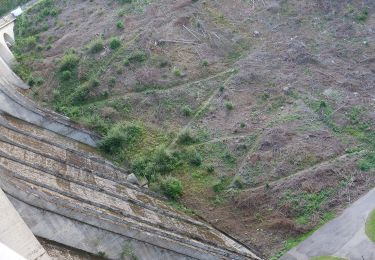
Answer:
[
  {"left": 160, "top": 177, "right": 183, "bottom": 200},
  {"left": 224, "top": 101, "right": 234, "bottom": 110},
  {"left": 206, "top": 164, "right": 214, "bottom": 173},
  {"left": 117, "top": 0, "right": 132, "bottom": 4},
  {"left": 116, "top": 21, "right": 125, "bottom": 29},
  {"left": 99, "top": 122, "right": 144, "bottom": 155},
  {"left": 202, "top": 59, "right": 209, "bottom": 66},
  {"left": 356, "top": 7, "right": 369, "bottom": 22},
  {"left": 128, "top": 51, "right": 147, "bottom": 63},
  {"left": 132, "top": 147, "right": 181, "bottom": 181},
  {"left": 181, "top": 105, "right": 192, "bottom": 117},
  {"left": 88, "top": 38, "right": 104, "bottom": 53},
  {"left": 59, "top": 53, "right": 79, "bottom": 71},
  {"left": 61, "top": 70, "right": 72, "bottom": 81},
  {"left": 173, "top": 67, "right": 182, "bottom": 77},
  {"left": 187, "top": 150, "right": 202, "bottom": 166},
  {"left": 109, "top": 37, "right": 121, "bottom": 49},
  {"left": 177, "top": 129, "right": 196, "bottom": 145},
  {"left": 213, "top": 180, "right": 226, "bottom": 193}
]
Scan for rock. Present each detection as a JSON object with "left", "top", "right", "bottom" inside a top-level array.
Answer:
[
  {"left": 127, "top": 173, "right": 140, "bottom": 186},
  {"left": 253, "top": 30, "right": 261, "bottom": 37}
]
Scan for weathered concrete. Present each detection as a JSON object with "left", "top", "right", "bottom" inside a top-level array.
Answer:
[
  {"left": 282, "top": 188, "right": 375, "bottom": 260},
  {"left": 0, "top": 14, "right": 16, "bottom": 65},
  {"left": 0, "top": 188, "right": 50, "bottom": 260}
]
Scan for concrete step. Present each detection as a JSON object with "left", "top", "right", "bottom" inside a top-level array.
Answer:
[
  {"left": 0, "top": 115, "right": 129, "bottom": 184},
  {"left": 0, "top": 163, "right": 257, "bottom": 260}
]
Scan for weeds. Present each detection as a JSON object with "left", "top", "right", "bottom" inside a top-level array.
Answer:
[
  {"left": 109, "top": 37, "right": 121, "bottom": 49},
  {"left": 88, "top": 38, "right": 104, "bottom": 53},
  {"left": 160, "top": 177, "right": 183, "bottom": 200}
]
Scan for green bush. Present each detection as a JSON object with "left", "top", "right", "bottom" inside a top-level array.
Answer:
[
  {"left": 202, "top": 59, "right": 209, "bottom": 66},
  {"left": 224, "top": 101, "right": 234, "bottom": 110},
  {"left": 131, "top": 147, "right": 181, "bottom": 181},
  {"left": 160, "top": 177, "right": 183, "bottom": 200},
  {"left": 181, "top": 105, "right": 192, "bottom": 117},
  {"left": 116, "top": 21, "right": 125, "bottom": 29},
  {"left": 177, "top": 129, "right": 196, "bottom": 145},
  {"left": 187, "top": 150, "right": 202, "bottom": 166},
  {"left": 173, "top": 67, "right": 182, "bottom": 77},
  {"left": 356, "top": 7, "right": 369, "bottom": 22},
  {"left": 88, "top": 38, "right": 104, "bottom": 53},
  {"left": 128, "top": 51, "right": 147, "bottom": 63},
  {"left": 59, "top": 53, "right": 79, "bottom": 71},
  {"left": 206, "top": 164, "right": 214, "bottom": 173},
  {"left": 117, "top": 0, "right": 132, "bottom": 4},
  {"left": 109, "top": 37, "right": 121, "bottom": 49},
  {"left": 61, "top": 70, "right": 72, "bottom": 81},
  {"left": 99, "top": 122, "right": 144, "bottom": 155}
]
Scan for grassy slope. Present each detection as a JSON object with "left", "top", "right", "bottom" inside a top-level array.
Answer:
[
  {"left": 11, "top": 0, "right": 375, "bottom": 258},
  {"left": 366, "top": 209, "right": 375, "bottom": 243}
]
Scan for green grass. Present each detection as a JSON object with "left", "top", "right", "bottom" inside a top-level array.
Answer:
[
  {"left": 310, "top": 257, "right": 347, "bottom": 260},
  {"left": 0, "top": 0, "right": 29, "bottom": 16},
  {"left": 366, "top": 209, "right": 375, "bottom": 243}
]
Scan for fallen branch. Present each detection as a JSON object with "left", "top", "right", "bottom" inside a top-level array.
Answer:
[
  {"left": 157, "top": 39, "right": 199, "bottom": 45},
  {"left": 183, "top": 25, "right": 201, "bottom": 42}
]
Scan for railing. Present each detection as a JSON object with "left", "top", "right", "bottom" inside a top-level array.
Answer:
[{"left": 0, "top": 14, "right": 16, "bottom": 29}]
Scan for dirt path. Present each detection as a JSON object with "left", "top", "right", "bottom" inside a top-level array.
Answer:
[{"left": 281, "top": 187, "right": 375, "bottom": 260}]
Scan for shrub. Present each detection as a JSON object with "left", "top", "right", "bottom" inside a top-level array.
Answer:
[
  {"left": 99, "top": 122, "right": 144, "bottom": 155},
  {"left": 70, "top": 85, "right": 90, "bottom": 105},
  {"left": 117, "top": 0, "right": 132, "bottom": 4},
  {"left": 61, "top": 70, "right": 72, "bottom": 81},
  {"left": 59, "top": 53, "right": 79, "bottom": 71},
  {"left": 224, "top": 101, "right": 234, "bottom": 110},
  {"left": 128, "top": 51, "right": 147, "bottom": 63},
  {"left": 181, "top": 105, "right": 192, "bottom": 117},
  {"left": 206, "top": 164, "right": 214, "bottom": 173},
  {"left": 109, "top": 37, "right": 121, "bottom": 49},
  {"left": 160, "top": 177, "right": 183, "bottom": 200},
  {"left": 213, "top": 179, "right": 226, "bottom": 193},
  {"left": 88, "top": 38, "right": 104, "bottom": 53},
  {"left": 173, "top": 67, "right": 182, "bottom": 77},
  {"left": 116, "top": 20, "right": 125, "bottom": 29},
  {"left": 202, "top": 59, "right": 209, "bottom": 66},
  {"left": 177, "top": 129, "right": 196, "bottom": 145},
  {"left": 187, "top": 150, "right": 202, "bottom": 166},
  {"left": 131, "top": 147, "right": 181, "bottom": 181},
  {"left": 123, "top": 58, "right": 130, "bottom": 66},
  {"left": 356, "top": 7, "right": 369, "bottom": 22}
]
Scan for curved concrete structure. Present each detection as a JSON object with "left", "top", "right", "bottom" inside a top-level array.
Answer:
[
  {"left": 0, "top": 10, "right": 261, "bottom": 260},
  {"left": 0, "top": 14, "right": 16, "bottom": 66},
  {"left": 0, "top": 188, "right": 50, "bottom": 260}
]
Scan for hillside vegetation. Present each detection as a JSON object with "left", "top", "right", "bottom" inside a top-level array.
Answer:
[
  {"left": 9, "top": 0, "right": 375, "bottom": 258},
  {"left": 0, "top": 0, "right": 29, "bottom": 16}
]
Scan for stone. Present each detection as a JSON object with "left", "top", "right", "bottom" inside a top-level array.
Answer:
[{"left": 127, "top": 173, "right": 140, "bottom": 185}]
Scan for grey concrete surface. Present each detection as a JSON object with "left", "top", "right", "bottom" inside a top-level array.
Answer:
[
  {"left": 282, "top": 188, "right": 375, "bottom": 260},
  {"left": 0, "top": 188, "right": 50, "bottom": 260}
]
